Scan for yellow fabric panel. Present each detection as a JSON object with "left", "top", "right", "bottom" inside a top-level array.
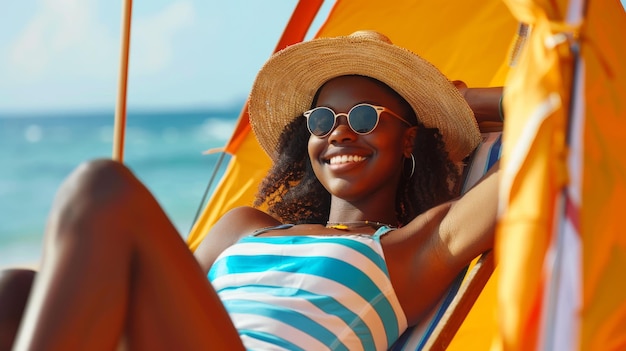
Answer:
[
  {"left": 318, "top": 2, "right": 518, "bottom": 349},
  {"left": 187, "top": 131, "right": 271, "bottom": 251},
  {"left": 496, "top": 0, "right": 626, "bottom": 350},
  {"left": 495, "top": 0, "right": 572, "bottom": 348},
  {"left": 184, "top": 0, "right": 626, "bottom": 348},
  {"left": 186, "top": 0, "right": 325, "bottom": 249},
  {"left": 580, "top": 0, "right": 626, "bottom": 349},
  {"left": 448, "top": 267, "right": 500, "bottom": 349},
  {"left": 316, "top": 0, "right": 517, "bottom": 87},
  {"left": 188, "top": 1, "right": 520, "bottom": 349}
]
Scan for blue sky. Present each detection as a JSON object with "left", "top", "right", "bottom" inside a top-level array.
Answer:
[
  {"left": 2, "top": 1, "right": 624, "bottom": 115},
  {"left": 0, "top": 0, "right": 332, "bottom": 114}
]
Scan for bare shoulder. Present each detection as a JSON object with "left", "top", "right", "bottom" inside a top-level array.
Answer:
[
  {"left": 382, "top": 202, "right": 452, "bottom": 249},
  {"left": 194, "top": 206, "right": 280, "bottom": 273}
]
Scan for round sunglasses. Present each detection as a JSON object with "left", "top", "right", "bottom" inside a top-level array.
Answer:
[{"left": 303, "top": 103, "right": 412, "bottom": 138}]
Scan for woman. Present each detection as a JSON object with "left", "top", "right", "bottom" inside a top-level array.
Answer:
[{"left": 7, "top": 31, "right": 501, "bottom": 350}]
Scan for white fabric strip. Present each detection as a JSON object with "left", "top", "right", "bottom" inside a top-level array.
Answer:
[
  {"left": 499, "top": 92, "right": 561, "bottom": 216},
  {"left": 232, "top": 313, "right": 331, "bottom": 351},
  {"left": 212, "top": 270, "right": 389, "bottom": 349},
  {"left": 225, "top": 238, "right": 400, "bottom": 304},
  {"left": 222, "top": 291, "right": 363, "bottom": 351}
]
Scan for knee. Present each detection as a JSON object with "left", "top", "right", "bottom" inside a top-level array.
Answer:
[
  {"left": 47, "top": 159, "right": 146, "bottom": 228},
  {"left": 58, "top": 158, "right": 140, "bottom": 206},
  {"left": 41, "top": 159, "right": 142, "bottom": 247},
  {"left": 0, "top": 268, "right": 35, "bottom": 301},
  {"left": 72, "top": 158, "right": 134, "bottom": 187},
  {"left": 0, "top": 268, "right": 36, "bottom": 350}
]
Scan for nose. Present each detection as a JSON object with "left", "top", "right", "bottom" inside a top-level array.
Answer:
[{"left": 328, "top": 114, "right": 357, "bottom": 144}]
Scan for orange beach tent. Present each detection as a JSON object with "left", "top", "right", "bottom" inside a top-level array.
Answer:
[
  {"left": 185, "top": 1, "right": 515, "bottom": 348},
  {"left": 496, "top": 0, "right": 626, "bottom": 350},
  {"left": 112, "top": 0, "right": 626, "bottom": 349}
]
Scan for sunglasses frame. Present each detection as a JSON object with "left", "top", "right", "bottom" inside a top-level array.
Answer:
[{"left": 303, "top": 103, "right": 412, "bottom": 138}]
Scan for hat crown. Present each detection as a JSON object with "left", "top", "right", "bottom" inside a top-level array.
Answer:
[
  {"left": 249, "top": 30, "right": 481, "bottom": 162},
  {"left": 348, "top": 30, "right": 392, "bottom": 44}
]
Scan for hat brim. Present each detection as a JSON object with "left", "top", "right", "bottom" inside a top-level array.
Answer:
[{"left": 249, "top": 32, "right": 481, "bottom": 163}]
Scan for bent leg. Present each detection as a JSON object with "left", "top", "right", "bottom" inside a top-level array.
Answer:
[
  {"left": 13, "top": 159, "right": 243, "bottom": 351},
  {"left": 0, "top": 268, "right": 35, "bottom": 350}
]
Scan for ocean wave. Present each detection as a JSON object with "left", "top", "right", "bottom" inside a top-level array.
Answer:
[{"left": 1, "top": 109, "right": 241, "bottom": 268}]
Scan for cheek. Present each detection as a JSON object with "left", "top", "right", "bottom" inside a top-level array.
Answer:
[
  {"left": 307, "top": 136, "right": 324, "bottom": 160},
  {"left": 369, "top": 132, "right": 406, "bottom": 158},
  {"left": 307, "top": 137, "right": 323, "bottom": 172},
  {"left": 368, "top": 134, "right": 407, "bottom": 174}
]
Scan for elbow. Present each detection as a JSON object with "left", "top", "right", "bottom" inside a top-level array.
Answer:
[{"left": 440, "top": 216, "right": 495, "bottom": 272}]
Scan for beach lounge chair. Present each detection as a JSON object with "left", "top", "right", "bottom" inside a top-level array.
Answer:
[
  {"left": 391, "top": 130, "right": 501, "bottom": 350},
  {"left": 179, "top": 3, "right": 511, "bottom": 348},
  {"left": 188, "top": 129, "right": 502, "bottom": 351}
]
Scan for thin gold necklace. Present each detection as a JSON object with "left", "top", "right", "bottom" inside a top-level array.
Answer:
[{"left": 325, "top": 220, "right": 395, "bottom": 231}]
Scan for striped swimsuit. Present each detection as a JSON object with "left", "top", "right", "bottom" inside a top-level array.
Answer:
[{"left": 208, "top": 225, "right": 408, "bottom": 351}]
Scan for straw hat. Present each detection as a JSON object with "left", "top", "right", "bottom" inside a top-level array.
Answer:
[{"left": 248, "top": 30, "right": 481, "bottom": 162}]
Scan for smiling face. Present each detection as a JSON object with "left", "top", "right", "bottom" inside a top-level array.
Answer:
[{"left": 308, "top": 75, "right": 417, "bottom": 204}]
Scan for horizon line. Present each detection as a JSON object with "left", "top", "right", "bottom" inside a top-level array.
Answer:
[{"left": 0, "top": 100, "right": 247, "bottom": 119}]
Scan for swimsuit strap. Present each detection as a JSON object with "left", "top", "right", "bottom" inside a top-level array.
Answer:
[
  {"left": 372, "top": 225, "right": 396, "bottom": 240},
  {"left": 250, "top": 223, "right": 295, "bottom": 236},
  {"left": 251, "top": 223, "right": 394, "bottom": 238}
]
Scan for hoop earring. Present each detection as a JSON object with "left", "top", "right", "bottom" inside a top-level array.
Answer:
[{"left": 406, "top": 153, "right": 415, "bottom": 179}]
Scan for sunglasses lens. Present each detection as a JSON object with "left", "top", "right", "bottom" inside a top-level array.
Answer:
[
  {"left": 307, "top": 108, "right": 336, "bottom": 136},
  {"left": 348, "top": 104, "right": 378, "bottom": 134}
]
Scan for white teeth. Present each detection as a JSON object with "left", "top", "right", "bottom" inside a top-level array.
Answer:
[{"left": 328, "top": 155, "right": 365, "bottom": 165}]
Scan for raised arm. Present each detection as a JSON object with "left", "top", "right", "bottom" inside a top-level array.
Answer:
[
  {"left": 383, "top": 162, "right": 499, "bottom": 324},
  {"left": 438, "top": 161, "right": 499, "bottom": 267},
  {"left": 453, "top": 80, "right": 504, "bottom": 125}
]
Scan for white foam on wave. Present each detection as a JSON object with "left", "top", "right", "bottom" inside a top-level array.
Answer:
[
  {"left": 24, "top": 124, "right": 43, "bottom": 143},
  {"left": 195, "top": 118, "right": 235, "bottom": 142}
]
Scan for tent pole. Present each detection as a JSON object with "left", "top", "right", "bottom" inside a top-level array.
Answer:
[{"left": 113, "top": 0, "right": 133, "bottom": 162}]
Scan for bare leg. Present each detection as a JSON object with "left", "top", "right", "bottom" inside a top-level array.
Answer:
[
  {"left": 13, "top": 159, "right": 244, "bottom": 351},
  {"left": 0, "top": 269, "right": 35, "bottom": 350}
]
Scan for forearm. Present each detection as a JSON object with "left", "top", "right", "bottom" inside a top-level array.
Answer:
[
  {"left": 462, "top": 87, "right": 504, "bottom": 124},
  {"left": 440, "top": 162, "right": 499, "bottom": 269}
]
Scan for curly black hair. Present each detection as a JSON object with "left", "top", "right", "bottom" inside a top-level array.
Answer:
[
  {"left": 253, "top": 117, "right": 330, "bottom": 224},
  {"left": 253, "top": 116, "right": 461, "bottom": 226},
  {"left": 253, "top": 76, "right": 463, "bottom": 226}
]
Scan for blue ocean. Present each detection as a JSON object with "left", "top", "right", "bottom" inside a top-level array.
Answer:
[{"left": 0, "top": 107, "right": 240, "bottom": 268}]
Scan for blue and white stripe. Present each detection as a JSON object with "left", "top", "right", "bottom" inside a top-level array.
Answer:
[{"left": 209, "top": 231, "right": 407, "bottom": 350}]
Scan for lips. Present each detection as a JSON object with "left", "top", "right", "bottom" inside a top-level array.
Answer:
[{"left": 327, "top": 154, "right": 366, "bottom": 165}]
